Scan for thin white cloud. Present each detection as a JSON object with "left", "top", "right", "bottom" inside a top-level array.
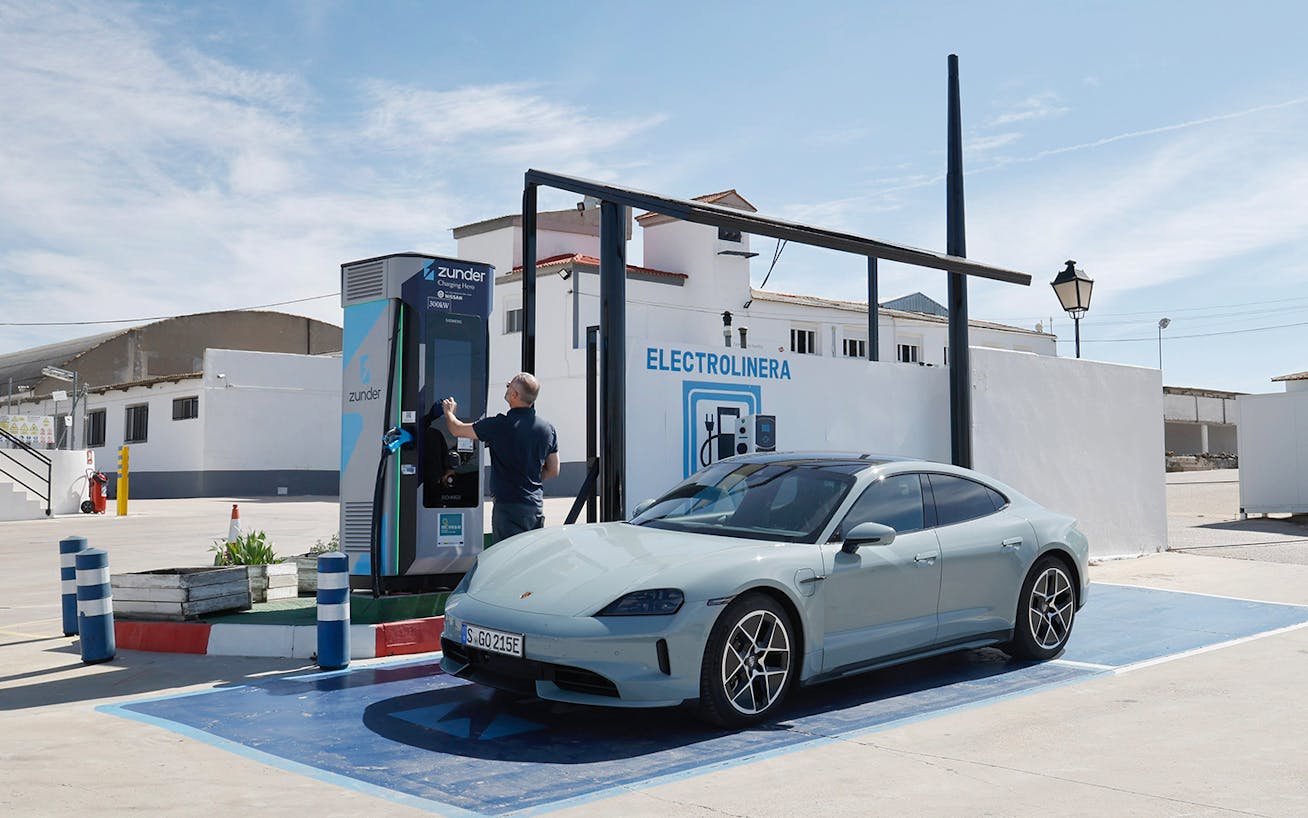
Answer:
[
  {"left": 988, "top": 92, "right": 1069, "bottom": 126},
  {"left": 0, "top": 2, "right": 664, "bottom": 353}
]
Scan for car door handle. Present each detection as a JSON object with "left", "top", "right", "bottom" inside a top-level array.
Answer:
[
  {"left": 1001, "top": 537, "right": 1023, "bottom": 549},
  {"left": 913, "top": 552, "right": 937, "bottom": 565}
]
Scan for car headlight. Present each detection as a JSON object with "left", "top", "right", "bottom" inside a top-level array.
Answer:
[{"left": 596, "top": 588, "right": 684, "bottom": 616}]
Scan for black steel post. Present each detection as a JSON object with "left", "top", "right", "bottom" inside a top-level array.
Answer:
[
  {"left": 521, "top": 183, "right": 538, "bottom": 373},
  {"left": 585, "top": 324, "right": 599, "bottom": 523},
  {"left": 1074, "top": 317, "right": 1082, "bottom": 359},
  {"left": 946, "top": 54, "right": 972, "bottom": 469},
  {"left": 599, "top": 201, "right": 627, "bottom": 521},
  {"left": 867, "top": 257, "right": 879, "bottom": 361}
]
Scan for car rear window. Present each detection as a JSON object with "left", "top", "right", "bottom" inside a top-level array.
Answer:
[{"left": 927, "top": 473, "right": 1004, "bottom": 527}]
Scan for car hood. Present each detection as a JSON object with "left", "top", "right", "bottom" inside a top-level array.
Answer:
[{"left": 465, "top": 522, "right": 779, "bottom": 617}]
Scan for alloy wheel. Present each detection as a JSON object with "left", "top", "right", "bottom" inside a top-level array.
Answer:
[
  {"left": 720, "top": 608, "right": 791, "bottom": 715},
  {"left": 1027, "top": 565, "right": 1075, "bottom": 650}
]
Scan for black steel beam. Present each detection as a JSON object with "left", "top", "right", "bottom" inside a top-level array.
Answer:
[
  {"left": 524, "top": 169, "right": 1031, "bottom": 286},
  {"left": 521, "top": 184, "right": 537, "bottom": 373},
  {"left": 947, "top": 54, "right": 972, "bottom": 469},
  {"left": 598, "top": 202, "right": 627, "bottom": 522},
  {"left": 867, "top": 257, "right": 879, "bottom": 362}
]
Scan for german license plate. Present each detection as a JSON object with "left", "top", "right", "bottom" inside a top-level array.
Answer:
[{"left": 463, "top": 623, "right": 524, "bottom": 658}]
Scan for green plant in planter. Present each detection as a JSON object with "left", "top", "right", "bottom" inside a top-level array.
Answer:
[
  {"left": 211, "top": 530, "right": 283, "bottom": 566},
  {"left": 307, "top": 533, "right": 340, "bottom": 555}
]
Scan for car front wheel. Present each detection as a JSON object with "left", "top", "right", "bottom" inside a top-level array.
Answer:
[
  {"left": 1008, "top": 555, "right": 1077, "bottom": 660},
  {"left": 696, "top": 592, "right": 795, "bottom": 727}
]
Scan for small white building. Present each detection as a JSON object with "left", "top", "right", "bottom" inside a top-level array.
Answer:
[{"left": 1237, "top": 369, "right": 1308, "bottom": 516}]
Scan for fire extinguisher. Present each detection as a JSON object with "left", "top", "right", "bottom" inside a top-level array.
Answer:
[{"left": 81, "top": 472, "right": 108, "bottom": 514}]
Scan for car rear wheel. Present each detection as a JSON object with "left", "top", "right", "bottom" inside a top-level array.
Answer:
[
  {"left": 696, "top": 592, "right": 795, "bottom": 727},
  {"left": 1009, "top": 556, "right": 1076, "bottom": 660}
]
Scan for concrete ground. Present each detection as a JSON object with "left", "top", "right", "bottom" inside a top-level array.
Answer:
[{"left": 2, "top": 475, "right": 1307, "bottom": 817}]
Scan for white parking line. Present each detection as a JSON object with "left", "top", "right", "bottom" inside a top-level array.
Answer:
[
  {"left": 1050, "top": 658, "right": 1115, "bottom": 671},
  {"left": 1112, "top": 620, "right": 1308, "bottom": 676}
]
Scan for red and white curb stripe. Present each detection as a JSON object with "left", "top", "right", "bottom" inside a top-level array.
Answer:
[{"left": 113, "top": 616, "right": 445, "bottom": 660}]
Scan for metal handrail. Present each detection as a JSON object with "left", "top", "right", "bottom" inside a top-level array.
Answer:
[{"left": 0, "top": 426, "right": 52, "bottom": 515}]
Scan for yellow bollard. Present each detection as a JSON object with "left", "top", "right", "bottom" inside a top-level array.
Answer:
[{"left": 115, "top": 445, "right": 130, "bottom": 516}]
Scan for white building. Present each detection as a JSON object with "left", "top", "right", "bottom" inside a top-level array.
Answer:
[{"left": 453, "top": 190, "right": 1055, "bottom": 494}]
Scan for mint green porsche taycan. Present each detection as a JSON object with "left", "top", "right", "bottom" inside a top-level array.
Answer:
[{"left": 440, "top": 453, "right": 1090, "bottom": 727}]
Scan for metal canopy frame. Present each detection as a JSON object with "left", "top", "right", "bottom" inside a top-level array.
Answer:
[{"left": 520, "top": 62, "right": 1033, "bottom": 520}]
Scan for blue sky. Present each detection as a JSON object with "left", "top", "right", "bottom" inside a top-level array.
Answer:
[{"left": 2, "top": 1, "right": 1305, "bottom": 393}]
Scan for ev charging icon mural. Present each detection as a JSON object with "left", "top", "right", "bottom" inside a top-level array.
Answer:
[{"left": 681, "top": 380, "right": 761, "bottom": 478}]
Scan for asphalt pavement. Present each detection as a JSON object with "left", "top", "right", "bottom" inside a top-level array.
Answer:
[{"left": 1, "top": 474, "right": 1306, "bottom": 817}]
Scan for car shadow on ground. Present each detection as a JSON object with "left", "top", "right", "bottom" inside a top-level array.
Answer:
[
  {"left": 357, "top": 648, "right": 1043, "bottom": 764},
  {"left": 1193, "top": 516, "right": 1308, "bottom": 536}
]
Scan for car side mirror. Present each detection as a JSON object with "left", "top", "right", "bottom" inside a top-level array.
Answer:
[
  {"left": 841, "top": 522, "right": 896, "bottom": 553},
  {"left": 632, "top": 498, "right": 656, "bottom": 517}
]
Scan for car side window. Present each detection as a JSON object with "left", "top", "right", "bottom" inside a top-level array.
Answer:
[
  {"left": 927, "top": 474, "right": 1002, "bottom": 527},
  {"left": 834, "top": 473, "right": 925, "bottom": 538}
]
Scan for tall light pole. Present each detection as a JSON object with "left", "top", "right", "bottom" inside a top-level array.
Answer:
[
  {"left": 1051, "top": 260, "right": 1095, "bottom": 359},
  {"left": 1158, "top": 317, "right": 1171, "bottom": 371}
]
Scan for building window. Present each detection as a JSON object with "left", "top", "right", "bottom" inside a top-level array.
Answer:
[
  {"left": 504, "top": 306, "right": 524, "bottom": 334},
  {"left": 897, "top": 343, "right": 920, "bottom": 364},
  {"left": 172, "top": 396, "right": 199, "bottom": 420},
  {"left": 718, "top": 227, "right": 742, "bottom": 243},
  {"left": 791, "top": 327, "right": 818, "bottom": 355},
  {"left": 125, "top": 404, "right": 148, "bottom": 443},
  {"left": 86, "top": 409, "right": 106, "bottom": 448},
  {"left": 842, "top": 338, "right": 867, "bottom": 358}
]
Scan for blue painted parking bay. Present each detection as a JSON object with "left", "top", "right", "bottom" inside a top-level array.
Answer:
[{"left": 105, "top": 584, "right": 1308, "bottom": 816}]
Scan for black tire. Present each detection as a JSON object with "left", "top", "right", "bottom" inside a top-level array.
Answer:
[
  {"left": 695, "top": 592, "right": 796, "bottom": 728},
  {"left": 1008, "top": 555, "right": 1077, "bottom": 660},
  {"left": 80, "top": 500, "right": 94, "bottom": 514}
]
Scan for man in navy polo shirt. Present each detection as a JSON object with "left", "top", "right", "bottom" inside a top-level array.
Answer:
[{"left": 441, "top": 372, "right": 559, "bottom": 544}]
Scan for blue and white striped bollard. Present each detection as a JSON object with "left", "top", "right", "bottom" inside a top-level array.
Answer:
[
  {"left": 317, "top": 552, "right": 350, "bottom": 669},
  {"left": 60, "top": 536, "right": 88, "bottom": 636},
  {"left": 75, "top": 548, "right": 115, "bottom": 664}
]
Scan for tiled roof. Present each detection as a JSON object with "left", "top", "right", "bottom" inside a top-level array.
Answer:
[
  {"left": 1271, "top": 370, "right": 1308, "bottom": 382},
  {"left": 636, "top": 189, "right": 758, "bottom": 223},
  {"left": 510, "top": 254, "right": 686, "bottom": 279}
]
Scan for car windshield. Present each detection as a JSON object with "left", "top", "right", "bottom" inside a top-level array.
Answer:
[{"left": 629, "top": 461, "right": 858, "bottom": 543}]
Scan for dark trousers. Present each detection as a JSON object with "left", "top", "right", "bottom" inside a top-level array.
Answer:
[{"left": 491, "top": 502, "right": 544, "bottom": 545}]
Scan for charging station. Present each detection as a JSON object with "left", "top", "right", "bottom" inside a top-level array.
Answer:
[{"left": 340, "top": 253, "right": 494, "bottom": 593}]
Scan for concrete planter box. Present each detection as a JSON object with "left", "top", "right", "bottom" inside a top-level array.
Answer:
[
  {"left": 290, "top": 555, "right": 319, "bottom": 594},
  {"left": 111, "top": 567, "right": 252, "bottom": 621},
  {"left": 247, "top": 563, "right": 298, "bottom": 603}
]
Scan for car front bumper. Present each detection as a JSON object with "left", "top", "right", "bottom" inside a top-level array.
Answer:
[{"left": 440, "top": 593, "right": 720, "bottom": 708}]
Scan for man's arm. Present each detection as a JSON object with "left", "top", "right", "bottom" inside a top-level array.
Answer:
[
  {"left": 542, "top": 451, "right": 560, "bottom": 480},
  {"left": 441, "top": 397, "right": 478, "bottom": 440}
]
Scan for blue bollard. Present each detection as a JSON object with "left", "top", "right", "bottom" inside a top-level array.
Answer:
[
  {"left": 75, "top": 548, "right": 115, "bottom": 664},
  {"left": 59, "top": 536, "right": 88, "bottom": 636},
  {"left": 316, "top": 552, "right": 350, "bottom": 669}
]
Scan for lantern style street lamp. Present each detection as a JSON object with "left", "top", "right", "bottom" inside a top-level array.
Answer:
[{"left": 1051, "top": 260, "right": 1094, "bottom": 359}]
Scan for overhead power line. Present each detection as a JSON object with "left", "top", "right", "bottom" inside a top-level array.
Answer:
[
  {"left": 0, "top": 293, "right": 339, "bottom": 328},
  {"left": 1059, "top": 319, "right": 1308, "bottom": 343}
]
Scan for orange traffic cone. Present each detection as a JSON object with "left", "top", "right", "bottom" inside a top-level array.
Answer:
[{"left": 227, "top": 504, "right": 241, "bottom": 544}]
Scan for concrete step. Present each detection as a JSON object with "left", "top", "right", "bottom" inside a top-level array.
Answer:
[{"left": 0, "top": 479, "right": 46, "bottom": 521}]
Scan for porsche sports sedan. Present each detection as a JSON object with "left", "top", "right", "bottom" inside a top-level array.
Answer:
[{"left": 440, "top": 453, "right": 1089, "bottom": 727}]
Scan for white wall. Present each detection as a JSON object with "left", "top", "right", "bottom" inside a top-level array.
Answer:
[
  {"left": 970, "top": 348, "right": 1168, "bottom": 559},
  {"left": 621, "top": 341, "right": 1164, "bottom": 559},
  {"left": 201, "top": 348, "right": 340, "bottom": 471},
  {"left": 1237, "top": 391, "right": 1308, "bottom": 514}
]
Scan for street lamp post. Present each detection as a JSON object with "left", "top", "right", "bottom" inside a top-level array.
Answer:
[
  {"left": 1051, "top": 260, "right": 1095, "bottom": 359},
  {"left": 1157, "top": 317, "right": 1171, "bottom": 371}
]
